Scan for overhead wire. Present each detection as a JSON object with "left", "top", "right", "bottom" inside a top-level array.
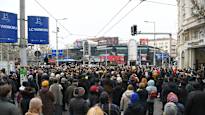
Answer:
[
  {"left": 95, "top": 0, "right": 132, "bottom": 37},
  {"left": 102, "top": 0, "right": 145, "bottom": 36},
  {"left": 146, "top": 0, "right": 192, "bottom": 8},
  {"left": 33, "top": 0, "right": 94, "bottom": 37}
]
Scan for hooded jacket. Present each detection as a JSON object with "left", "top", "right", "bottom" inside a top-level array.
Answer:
[
  {"left": 124, "top": 93, "right": 145, "bottom": 115},
  {"left": 120, "top": 90, "right": 134, "bottom": 111},
  {"left": 146, "top": 80, "right": 157, "bottom": 102}
]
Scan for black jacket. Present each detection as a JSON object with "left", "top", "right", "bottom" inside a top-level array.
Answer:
[
  {"left": 185, "top": 91, "right": 205, "bottom": 115},
  {"left": 124, "top": 102, "right": 146, "bottom": 115},
  {"left": 69, "top": 97, "right": 89, "bottom": 115}
]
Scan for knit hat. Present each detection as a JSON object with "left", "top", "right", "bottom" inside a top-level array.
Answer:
[
  {"left": 73, "top": 87, "right": 85, "bottom": 97},
  {"left": 167, "top": 92, "right": 178, "bottom": 103},
  {"left": 41, "top": 80, "right": 49, "bottom": 87},
  {"left": 130, "top": 92, "right": 139, "bottom": 104},
  {"left": 163, "top": 102, "right": 177, "bottom": 115},
  {"left": 89, "top": 85, "right": 99, "bottom": 93}
]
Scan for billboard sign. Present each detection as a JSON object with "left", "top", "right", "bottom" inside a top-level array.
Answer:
[
  {"left": 0, "top": 11, "right": 17, "bottom": 43},
  {"left": 28, "top": 16, "right": 49, "bottom": 44},
  {"left": 140, "top": 38, "right": 148, "bottom": 45}
]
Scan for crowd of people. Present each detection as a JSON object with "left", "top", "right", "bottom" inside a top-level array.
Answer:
[{"left": 0, "top": 64, "right": 205, "bottom": 115}]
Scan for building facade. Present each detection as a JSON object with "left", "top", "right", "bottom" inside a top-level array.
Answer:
[
  {"left": 177, "top": 0, "right": 205, "bottom": 69},
  {"left": 147, "top": 38, "right": 177, "bottom": 58}
]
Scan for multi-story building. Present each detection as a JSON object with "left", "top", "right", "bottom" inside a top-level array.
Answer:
[
  {"left": 177, "top": 0, "right": 205, "bottom": 69},
  {"left": 147, "top": 38, "right": 177, "bottom": 58}
]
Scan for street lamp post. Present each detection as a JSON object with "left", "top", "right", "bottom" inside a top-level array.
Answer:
[
  {"left": 55, "top": 18, "right": 67, "bottom": 66},
  {"left": 144, "top": 21, "right": 156, "bottom": 66}
]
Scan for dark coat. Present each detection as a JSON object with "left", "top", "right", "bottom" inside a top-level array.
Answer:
[
  {"left": 69, "top": 97, "right": 89, "bottom": 115},
  {"left": 20, "top": 87, "right": 34, "bottom": 115},
  {"left": 0, "top": 97, "right": 20, "bottom": 115},
  {"left": 112, "top": 85, "right": 123, "bottom": 106},
  {"left": 124, "top": 102, "right": 146, "bottom": 115},
  {"left": 64, "top": 85, "right": 77, "bottom": 104},
  {"left": 98, "top": 103, "right": 120, "bottom": 115},
  {"left": 185, "top": 91, "right": 205, "bottom": 115},
  {"left": 39, "top": 88, "right": 55, "bottom": 115}
]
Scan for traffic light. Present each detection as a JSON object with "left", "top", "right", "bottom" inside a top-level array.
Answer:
[{"left": 131, "top": 25, "right": 137, "bottom": 36}]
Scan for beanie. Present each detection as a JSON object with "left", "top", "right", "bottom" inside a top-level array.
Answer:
[{"left": 41, "top": 80, "right": 49, "bottom": 87}]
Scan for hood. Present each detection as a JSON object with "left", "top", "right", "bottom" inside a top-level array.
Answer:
[
  {"left": 147, "top": 80, "right": 155, "bottom": 86},
  {"left": 167, "top": 92, "right": 178, "bottom": 103},
  {"left": 130, "top": 92, "right": 139, "bottom": 104},
  {"left": 124, "top": 90, "right": 134, "bottom": 98}
]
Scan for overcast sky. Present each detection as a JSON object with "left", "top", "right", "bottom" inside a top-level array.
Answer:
[{"left": 0, "top": 0, "right": 177, "bottom": 49}]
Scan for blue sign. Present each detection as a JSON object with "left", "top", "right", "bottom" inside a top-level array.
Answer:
[
  {"left": 51, "top": 50, "right": 63, "bottom": 56},
  {"left": 156, "top": 53, "right": 169, "bottom": 60},
  {"left": 28, "top": 16, "right": 49, "bottom": 44},
  {"left": 0, "top": 11, "right": 17, "bottom": 43},
  {"left": 52, "top": 50, "right": 56, "bottom": 56}
]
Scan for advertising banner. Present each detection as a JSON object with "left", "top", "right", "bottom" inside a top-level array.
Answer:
[
  {"left": 0, "top": 11, "right": 17, "bottom": 43},
  {"left": 28, "top": 16, "right": 49, "bottom": 44}
]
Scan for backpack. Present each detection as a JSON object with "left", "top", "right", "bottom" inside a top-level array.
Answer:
[{"left": 149, "top": 90, "right": 157, "bottom": 99}]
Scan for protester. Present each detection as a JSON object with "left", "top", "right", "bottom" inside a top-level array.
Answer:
[
  {"left": 124, "top": 92, "right": 146, "bottom": 115},
  {"left": 163, "top": 102, "right": 178, "bottom": 115},
  {"left": 87, "top": 106, "right": 104, "bottom": 115},
  {"left": 167, "top": 92, "right": 184, "bottom": 115},
  {"left": 98, "top": 91, "right": 120, "bottom": 115},
  {"left": 120, "top": 84, "right": 134, "bottom": 112},
  {"left": 25, "top": 97, "right": 43, "bottom": 115},
  {"left": 146, "top": 79, "right": 157, "bottom": 115},
  {"left": 0, "top": 79, "right": 20, "bottom": 115},
  {"left": 69, "top": 87, "right": 89, "bottom": 115},
  {"left": 49, "top": 77, "right": 63, "bottom": 115},
  {"left": 39, "top": 80, "right": 55, "bottom": 115}
]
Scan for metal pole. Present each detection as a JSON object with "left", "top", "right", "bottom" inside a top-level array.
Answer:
[
  {"left": 1, "top": 43, "right": 2, "bottom": 62},
  {"left": 56, "top": 19, "right": 59, "bottom": 66},
  {"left": 153, "top": 22, "right": 156, "bottom": 66},
  {"left": 140, "top": 46, "right": 142, "bottom": 66},
  {"left": 162, "top": 51, "right": 163, "bottom": 66},
  {"left": 105, "top": 47, "right": 108, "bottom": 66},
  {"left": 20, "top": 0, "right": 27, "bottom": 66},
  {"left": 169, "top": 34, "right": 172, "bottom": 67}
]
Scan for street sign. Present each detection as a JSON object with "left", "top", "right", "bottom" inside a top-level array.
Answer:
[
  {"left": 0, "top": 11, "right": 18, "bottom": 43},
  {"left": 28, "top": 16, "right": 49, "bottom": 44},
  {"left": 51, "top": 50, "right": 63, "bottom": 57}
]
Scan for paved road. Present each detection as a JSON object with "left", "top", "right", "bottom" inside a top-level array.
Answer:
[{"left": 63, "top": 98, "right": 163, "bottom": 115}]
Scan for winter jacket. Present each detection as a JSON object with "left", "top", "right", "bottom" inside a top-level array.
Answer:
[
  {"left": 49, "top": 83, "right": 63, "bottom": 105},
  {"left": 124, "top": 102, "right": 146, "bottom": 115},
  {"left": 146, "top": 80, "right": 157, "bottom": 102},
  {"left": 39, "top": 88, "right": 55, "bottom": 115},
  {"left": 185, "top": 91, "right": 205, "bottom": 115},
  {"left": 120, "top": 90, "right": 134, "bottom": 111},
  {"left": 0, "top": 97, "right": 20, "bottom": 115},
  {"left": 64, "top": 84, "right": 77, "bottom": 104},
  {"left": 112, "top": 85, "right": 123, "bottom": 106},
  {"left": 69, "top": 97, "right": 89, "bottom": 115}
]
